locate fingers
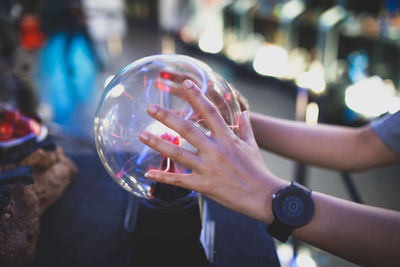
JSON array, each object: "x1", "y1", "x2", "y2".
[
  {"x1": 146, "y1": 104, "x2": 210, "y2": 149},
  {"x1": 145, "y1": 171, "x2": 202, "y2": 192},
  {"x1": 159, "y1": 70, "x2": 200, "y2": 87},
  {"x1": 156, "y1": 71, "x2": 200, "y2": 103},
  {"x1": 182, "y1": 80, "x2": 231, "y2": 137},
  {"x1": 140, "y1": 131, "x2": 200, "y2": 170},
  {"x1": 238, "y1": 111, "x2": 258, "y2": 147},
  {"x1": 156, "y1": 83, "x2": 189, "y2": 102}
]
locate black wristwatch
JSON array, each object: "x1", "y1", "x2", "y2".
[{"x1": 267, "y1": 181, "x2": 314, "y2": 242}]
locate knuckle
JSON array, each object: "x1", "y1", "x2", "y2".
[
  {"x1": 156, "y1": 108, "x2": 168, "y2": 120},
  {"x1": 203, "y1": 103, "x2": 217, "y2": 116},
  {"x1": 147, "y1": 135, "x2": 160, "y2": 147},
  {"x1": 172, "y1": 176, "x2": 184, "y2": 187},
  {"x1": 180, "y1": 121, "x2": 195, "y2": 136},
  {"x1": 213, "y1": 148, "x2": 227, "y2": 162},
  {"x1": 200, "y1": 179, "x2": 213, "y2": 194},
  {"x1": 169, "y1": 146, "x2": 184, "y2": 160},
  {"x1": 231, "y1": 135, "x2": 242, "y2": 147},
  {"x1": 190, "y1": 87, "x2": 202, "y2": 98}
]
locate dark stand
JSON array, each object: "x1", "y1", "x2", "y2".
[
  {"x1": 122, "y1": 158, "x2": 209, "y2": 266},
  {"x1": 32, "y1": 151, "x2": 280, "y2": 267},
  {"x1": 127, "y1": 197, "x2": 209, "y2": 267}
]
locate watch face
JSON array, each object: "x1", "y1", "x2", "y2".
[
  {"x1": 283, "y1": 196, "x2": 304, "y2": 217},
  {"x1": 273, "y1": 186, "x2": 314, "y2": 228}
]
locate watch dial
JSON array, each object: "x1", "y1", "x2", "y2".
[
  {"x1": 282, "y1": 196, "x2": 304, "y2": 217},
  {"x1": 273, "y1": 186, "x2": 314, "y2": 228}
]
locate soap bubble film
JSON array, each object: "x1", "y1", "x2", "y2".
[{"x1": 94, "y1": 54, "x2": 240, "y2": 203}]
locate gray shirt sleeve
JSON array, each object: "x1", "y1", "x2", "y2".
[{"x1": 370, "y1": 110, "x2": 400, "y2": 156}]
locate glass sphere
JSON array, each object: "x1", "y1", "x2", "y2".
[{"x1": 94, "y1": 54, "x2": 240, "y2": 204}]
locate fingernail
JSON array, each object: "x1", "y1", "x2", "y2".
[
  {"x1": 140, "y1": 132, "x2": 149, "y2": 141},
  {"x1": 148, "y1": 105, "x2": 158, "y2": 114},
  {"x1": 144, "y1": 172, "x2": 155, "y2": 178},
  {"x1": 183, "y1": 79, "x2": 193, "y2": 89}
]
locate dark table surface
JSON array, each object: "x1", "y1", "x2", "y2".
[{"x1": 30, "y1": 144, "x2": 280, "y2": 267}]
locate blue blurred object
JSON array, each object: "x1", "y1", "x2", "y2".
[
  {"x1": 385, "y1": 0, "x2": 400, "y2": 15},
  {"x1": 347, "y1": 50, "x2": 368, "y2": 84},
  {"x1": 36, "y1": 31, "x2": 97, "y2": 130},
  {"x1": 345, "y1": 50, "x2": 369, "y2": 122}
]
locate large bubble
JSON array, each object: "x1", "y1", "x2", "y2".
[{"x1": 94, "y1": 54, "x2": 240, "y2": 204}]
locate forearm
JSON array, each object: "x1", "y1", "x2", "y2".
[
  {"x1": 250, "y1": 112, "x2": 398, "y2": 171},
  {"x1": 140, "y1": 81, "x2": 400, "y2": 266},
  {"x1": 291, "y1": 191, "x2": 400, "y2": 266},
  {"x1": 256, "y1": 176, "x2": 400, "y2": 265}
]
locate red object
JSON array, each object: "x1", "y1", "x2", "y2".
[
  {"x1": 158, "y1": 132, "x2": 181, "y2": 159},
  {"x1": 0, "y1": 122, "x2": 14, "y2": 141},
  {"x1": 0, "y1": 106, "x2": 41, "y2": 142},
  {"x1": 159, "y1": 71, "x2": 180, "y2": 82},
  {"x1": 154, "y1": 80, "x2": 171, "y2": 92},
  {"x1": 159, "y1": 71, "x2": 173, "y2": 80},
  {"x1": 3, "y1": 110, "x2": 20, "y2": 122},
  {"x1": 20, "y1": 15, "x2": 46, "y2": 51},
  {"x1": 160, "y1": 132, "x2": 180, "y2": 146}
]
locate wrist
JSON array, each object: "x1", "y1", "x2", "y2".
[
  {"x1": 260, "y1": 175, "x2": 290, "y2": 224},
  {"x1": 266, "y1": 181, "x2": 315, "y2": 242}
]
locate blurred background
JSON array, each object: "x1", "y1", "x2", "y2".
[{"x1": 1, "y1": 0, "x2": 400, "y2": 266}]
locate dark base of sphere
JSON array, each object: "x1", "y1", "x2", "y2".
[
  {"x1": 130, "y1": 200, "x2": 209, "y2": 267},
  {"x1": 151, "y1": 182, "x2": 192, "y2": 201}
]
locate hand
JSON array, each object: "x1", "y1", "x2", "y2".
[
  {"x1": 157, "y1": 70, "x2": 245, "y2": 125},
  {"x1": 139, "y1": 80, "x2": 286, "y2": 223}
]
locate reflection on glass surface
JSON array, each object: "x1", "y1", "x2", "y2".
[{"x1": 94, "y1": 54, "x2": 241, "y2": 204}]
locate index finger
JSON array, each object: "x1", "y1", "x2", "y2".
[
  {"x1": 183, "y1": 79, "x2": 232, "y2": 137},
  {"x1": 159, "y1": 70, "x2": 201, "y2": 87}
]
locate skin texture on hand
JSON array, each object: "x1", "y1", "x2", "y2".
[
  {"x1": 139, "y1": 79, "x2": 286, "y2": 223},
  {"x1": 156, "y1": 70, "x2": 243, "y2": 132},
  {"x1": 139, "y1": 79, "x2": 400, "y2": 266}
]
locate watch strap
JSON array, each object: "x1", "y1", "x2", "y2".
[{"x1": 267, "y1": 218, "x2": 293, "y2": 242}]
